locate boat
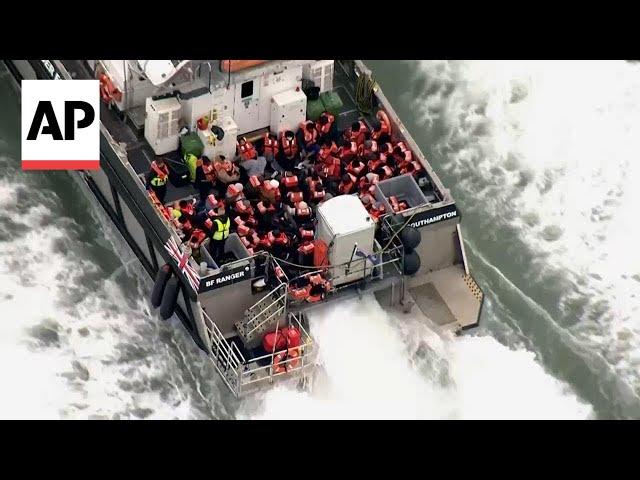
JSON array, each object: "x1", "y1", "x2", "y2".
[{"x1": 5, "y1": 59, "x2": 484, "y2": 397}]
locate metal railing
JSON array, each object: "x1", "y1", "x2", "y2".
[
  {"x1": 202, "y1": 308, "x2": 315, "y2": 398},
  {"x1": 244, "y1": 282, "x2": 288, "y2": 337},
  {"x1": 236, "y1": 311, "x2": 316, "y2": 397}
]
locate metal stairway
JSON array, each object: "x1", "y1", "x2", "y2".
[{"x1": 234, "y1": 283, "x2": 288, "y2": 349}]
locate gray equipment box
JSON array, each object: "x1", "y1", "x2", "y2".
[{"x1": 375, "y1": 174, "x2": 428, "y2": 214}]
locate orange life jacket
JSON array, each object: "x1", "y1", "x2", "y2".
[
  {"x1": 299, "y1": 228, "x2": 314, "y2": 240},
  {"x1": 295, "y1": 205, "x2": 312, "y2": 218},
  {"x1": 280, "y1": 133, "x2": 299, "y2": 157},
  {"x1": 339, "y1": 142, "x2": 358, "y2": 162},
  {"x1": 263, "y1": 133, "x2": 279, "y2": 156},
  {"x1": 372, "y1": 110, "x2": 392, "y2": 141},
  {"x1": 339, "y1": 179, "x2": 356, "y2": 195},
  {"x1": 150, "y1": 161, "x2": 169, "y2": 181},
  {"x1": 297, "y1": 241, "x2": 315, "y2": 256},
  {"x1": 347, "y1": 161, "x2": 365, "y2": 177},
  {"x1": 316, "y1": 112, "x2": 335, "y2": 136},
  {"x1": 319, "y1": 141, "x2": 338, "y2": 161},
  {"x1": 282, "y1": 175, "x2": 299, "y2": 189},
  {"x1": 300, "y1": 121, "x2": 318, "y2": 147},
  {"x1": 237, "y1": 138, "x2": 257, "y2": 161},
  {"x1": 289, "y1": 285, "x2": 311, "y2": 301},
  {"x1": 347, "y1": 120, "x2": 369, "y2": 145},
  {"x1": 257, "y1": 201, "x2": 276, "y2": 215}
]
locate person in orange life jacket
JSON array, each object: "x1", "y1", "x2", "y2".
[
  {"x1": 361, "y1": 138, "x2": 379, "y2": 158},
  {"x1": 319, "y1": 138, "x2": 338, "y2": 162},
  {"x1": 338, "y1": 173, "x2": 357, "y2": 195},
  {"x1": 280, "y1": 131, "x2": 298, "y2": 157},
  {"x1": 256, "y1": 198, "x2": 277, "y2": 229},
  {"x1": 316, "y1": 112, "x2": 335, "y2": 141},
  {"x1": 269, "y1": 228, "x2": 291, "y2": 258},
  {"x1": 214, "y1": 155, "x2": 241, "y2": 193},
  {"x1": 260, "y1": 179, "x2": 282, "y2": 205},
  {"x1": 297, "y1": 121, "x2": 320, "y2": 155},
  {"x1": 277, "y1": 131, "x2": 299, "y2": 172},
  {"x1": 400, "y1": 160, "x2": 416, "y2": 176},
  {"x1": 177, "y1": 199, "x2": 196, "y2": 221},
  {"x1": 195, "y1": 156, "x2": 216, "y2": 202},
  {"x1": 146, "y1": 156, "x2": 170, "y2": 203},
  {"x1": 237, "y1": 137, "x2": 257, "y2": 161},
  {"x1": 208, "y1": 205, "x2": 230, "y2": 263},
  {"x1": 263, "y1": 132, "x2": 279, "y2": 169},
  {"x1": 238, "y1": 155, "x2": 266, "y2": 186},
  {"x1": 371, "y1": 114, "x2": 392, "y2": 143},
  {"x1": 338, "y1": 139, "x2": 358, "y2": 163},
  {"x1": 392, "y1": 146, "x2": 408, "y2": 165},
  {"x1": 346, "y1": 157, "x2": 366, "y2": 178},
  {"x1": 344, "y1": 120, "x2": 369, "y2": 146}
]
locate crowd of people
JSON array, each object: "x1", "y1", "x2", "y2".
[{"x1": 146, "y1": 109, "x2": 426, "y2": 292}]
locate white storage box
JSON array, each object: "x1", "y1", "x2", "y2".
[
  {"x1": 316, "y1": 195, "x2": 376, "y2": 287},
  {"x1": 144, "y1": 97, "x2": 181, "y2": 155},
  {"x1": 198, "y1": 116, "x2": 238, "y2": 160},
  {"x1": 303, "y1": 60, "x2": 334, "y2": 93},
  {"x1": 270, "y1": 88, "x2": 307, "y2": 135}
]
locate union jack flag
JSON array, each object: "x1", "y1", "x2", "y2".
[{"x1": 164, "y1": 237, "x2": 201, "y2": 293}]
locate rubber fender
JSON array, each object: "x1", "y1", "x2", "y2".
[
  {"x1": 151, "y1": 264, "x2": 172, "y2": 308},
  {"x1": 403, "y1": 250, "x2": 421, "y2": 276},
  {"x1": 160, "y1": 277, "x2": 180, "y2": 320},
  {"x1": 400, "y1": 226, "x2": 421, "y2": 250}
]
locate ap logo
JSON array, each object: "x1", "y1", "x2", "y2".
[{"x1": 21, "y1": 79, "x2": 99, "y2": 170}]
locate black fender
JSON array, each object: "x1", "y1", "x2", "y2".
[
  {"x1": 403, "y1": 250, "x2": 421, "y2": 276},
  {"x1": 151, "y1": 264, "x2": 172, "y2": 308},
  {"x1": 400, "y1": 226, "x2": 421, "y2": 250},
  {"x1": 160, "y1": 277, "x2": 181, "y2": 320}
]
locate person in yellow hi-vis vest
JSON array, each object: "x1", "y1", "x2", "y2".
[{"x1": 209, "y1": 205, "x2": 230, "y2": 263}]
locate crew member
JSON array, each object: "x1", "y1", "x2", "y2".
[
  {"x1": 209, "y1": 206, "x2": 230, "y2": 262},
  {"x1": 146, "y1": 156, "x2": 170, "y2": 203}
]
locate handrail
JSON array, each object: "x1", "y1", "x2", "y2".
[
  {"x1": 202, "y1": 304, "x2": 315, "y2": 397},
  {"x1": 246, "y1": 295, "x2": 287, "y2": 336},
  {"x1": 202, "y1": 309, "x2": 243, "y2": 368},
  {"x1": 246, "y1": 281, "x2": 286, "y2": 315}
]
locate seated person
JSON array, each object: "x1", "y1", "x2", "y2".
[
  {"x1": 194, "y1": 156, "x2": 216, "y2": 202},
  {"x1": 238, "y1": 154, "x2": 267, "y2": 184},
  {"x1": 214, "y1": 155, "x2": 241, "y2": 192},
  {"x1": 344, "y1": 120, "x2": 369, "y2": 146},
  {"x1": 315, "y1": 111, "x2": 335, "y2": 140},
  {"x1": 298, "y1": 120, "x2": 320, "y2": 156},
  {"x1": 237, "y1": 136, "x2": 257, "y2": 161}
]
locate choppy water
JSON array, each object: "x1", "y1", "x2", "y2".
[{"x1": 2, "y1": 61, "x2": 638, "y2": 419}]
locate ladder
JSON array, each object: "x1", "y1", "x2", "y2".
[{"x1": 235, "y1": 282, "x2": 288, "y2": 349}]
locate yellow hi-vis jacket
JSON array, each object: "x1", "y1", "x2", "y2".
[{"x1": 212, "y1": 217, "x2": 230, "y2": 241}]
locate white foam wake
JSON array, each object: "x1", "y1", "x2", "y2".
[
  {"x1": 409, "y1": 60, "x2": 640, "y2": 393},
  {"x1": 239, "y1": 296, "x2": 592, "y2": 419},
  {"x1": 0, "y1": 177, "x2": 225, "y2": 419}
]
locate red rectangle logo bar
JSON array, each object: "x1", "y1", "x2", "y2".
[{"x1": 22, "y1": 160, "x2": 100, "y2": 170}]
